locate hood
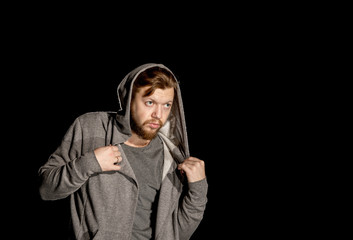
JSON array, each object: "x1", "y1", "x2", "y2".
[{"x1": 115, "y1": 63, "x2": 189, "y2": 163}]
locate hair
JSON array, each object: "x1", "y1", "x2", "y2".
[{"x1": 132, "y1": 66, "x2": 178, "y2": 99}]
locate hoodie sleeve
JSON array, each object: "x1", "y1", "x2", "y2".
[
  {"x1": 178, "y1": 178, "x2": 208, "y2": 239},
  {"x1": 38, "y1": 117, "x2": 102, "y2": 200}
]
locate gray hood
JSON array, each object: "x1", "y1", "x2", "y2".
[{"x1": 115, "y1": 63, "x2": 190, "y2": 163}]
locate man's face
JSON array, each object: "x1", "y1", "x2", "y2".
[{"x1": 130, "y1": 86, "x2": 174, "y2": 140}]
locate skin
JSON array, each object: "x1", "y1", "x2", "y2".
[
  {"x1": 94, "y1": 86, "x2": 206, "y2": 182},
  {"x1": 127, "y1": 86, "x2": 175, "y2": 147}
]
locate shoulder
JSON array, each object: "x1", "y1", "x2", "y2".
[
  {"x1": 77, "y1": 111, "x2": 115, "y2": 121},
  {"x1": 75, "y1": 111, "x2": 117, "y2": 127},
  {"x1": 62, "y1": 111, "x2": 118, "y2": 141}
]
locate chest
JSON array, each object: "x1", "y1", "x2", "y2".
[{"x1": 121, "y1": 137, "x2": 164, "y2": 190}]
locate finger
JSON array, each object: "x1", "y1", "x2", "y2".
[
  {"x1": 179, "y1": 160, "x2": 204, "y2": 171},
  {"x1": 177, "y1": 163, "x2": 183, "y2": 170},
  {"x1": 111, "y1": 164, "x2": 121, "y2": 171},
  {"x1": 111, "y1": 146, "x2": 120, "y2": 152},
  {"x1": 114, "y1": 158, "x2": 122, "y2": 165},
  {"x1": 180, "y1": 161, "x2": 197, "y2": 167},
  {"x1": 184, "y1": 157, "x2": 201, "y2": 162},
  {"x1": 178, "y1": 163, "x2": 191, "y2": 171}
]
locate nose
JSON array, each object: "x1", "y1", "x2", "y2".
[{"x1": 152, "y1": 105, "x2": 162, "y2": 119}]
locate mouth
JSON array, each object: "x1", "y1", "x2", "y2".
[
  {"x1": 144, "y1": 120, "x2": 162, "y2": 130},
  {"x1": 148, "y1": 123, "x2": 160, "y2": 129}
]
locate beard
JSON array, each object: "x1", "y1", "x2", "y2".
[{"x1": 130, "y1": 116, "x2": 163, "y2": 140}]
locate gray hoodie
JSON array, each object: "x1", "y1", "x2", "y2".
[{"x1": 38, "y1": 63, "x2": 208, "y2": 240}]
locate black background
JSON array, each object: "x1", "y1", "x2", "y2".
[{"x1": 4, "y1": 7, "x2": 312, "y2": 239}]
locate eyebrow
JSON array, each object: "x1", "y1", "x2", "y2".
[{"x1": 143, "y1": 96, "x2": 173, "y2": 105}]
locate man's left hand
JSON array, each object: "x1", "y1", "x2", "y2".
[{"x1": 178, "y1": 157, "x2": 206, "y2": 183}]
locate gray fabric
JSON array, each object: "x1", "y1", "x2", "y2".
[
  {"x1": 121, "y1": 136, "x2": 164, "y2": 239},
  {"x1": 38, "y1": 63, "x2": 208, "y2": 240}
]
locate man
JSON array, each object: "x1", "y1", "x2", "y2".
[{"x1": 38, "y1": 63, "x2": 208, "y2": 240}]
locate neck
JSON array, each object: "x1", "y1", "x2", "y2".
[{"x1": 124, "y1": 132, "x2": 151, "y2": 148}]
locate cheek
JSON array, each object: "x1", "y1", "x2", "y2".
[{"x1": 133, "y1": 103, "x2": 152, "y2": 122}]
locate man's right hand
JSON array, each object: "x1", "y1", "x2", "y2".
[{"x1": 94, "y1": 145, "x2": 122, "y2": 171}]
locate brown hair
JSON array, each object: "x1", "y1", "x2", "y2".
[{"x1": 132, "y1": 66, "x2": 178, "y2": 99}]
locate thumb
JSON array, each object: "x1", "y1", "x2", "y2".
[{"x1": 177, "y1": 164, "x2": 182, "y2": 170}]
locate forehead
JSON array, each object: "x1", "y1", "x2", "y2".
[{"x1": 137, "y1": 86, "x2": 174, "y2": 101}]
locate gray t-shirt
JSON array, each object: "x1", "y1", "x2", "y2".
[{"x1": 121, "y1": 136, "x2": 164, "y2": 240}]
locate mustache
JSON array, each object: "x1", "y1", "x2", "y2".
[{"x1": 143, "y1": 119, "x2": 163, "y2": 126}]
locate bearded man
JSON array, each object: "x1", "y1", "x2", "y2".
[{"x1": 38, "y1": 63, "x2": 208, "y2": 240}]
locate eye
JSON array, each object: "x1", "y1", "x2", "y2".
[
  {"x1": 164, "y1": 103, "x2": 172, "y2": 108},
  {"x1": 145, "y1": 101, "x2": 153, "y2": 107}
]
